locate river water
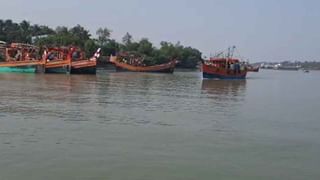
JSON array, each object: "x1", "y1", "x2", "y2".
[{"x1": 0, "y1": 70, "x2": 319, "y2": 180}]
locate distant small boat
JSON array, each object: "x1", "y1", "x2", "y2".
[
  {"x1": 110, "y1": 55, "x2": 176, "y2": 73},
  {"x1": 247, "y1": 65, "x2": 260, "y2": 72},
  {"x1": 303, "y1": 69, "x2": 310, "y2": 73},
  {"x1": 0, "y1": 43, "x2": 44, "y2": 73},
  {"x1": 274, "y1": 64, "x2": 301, "y2": 71}
]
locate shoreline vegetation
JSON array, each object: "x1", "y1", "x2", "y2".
[
  {"x1": 0, "y1": 19, "x2": 202, "y2": 69},
  {"x1": 1, "y1": 19, "x2": 320, "y2": 70}
]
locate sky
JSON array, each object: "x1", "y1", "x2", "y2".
[{"x1": 1, "y1": 0, "x2": 320, "y2": 62}]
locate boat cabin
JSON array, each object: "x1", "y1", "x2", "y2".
[
  {"x1": 1, "y1": 43, "x2": 40, "y2": 62},
  {"x1": 44, "y1": 47, "x2": 86, "y2": 61},
  {"x1": 202, "y1": 57, "x2": 247, "y2": 78},
  {"x1": 44, "y1": 47, "x2": 70, "y2": 61},
  {"x1": 205, "y1": 58, "x2": 244, "y2": 70}
]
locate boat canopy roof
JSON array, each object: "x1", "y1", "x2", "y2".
[
  {"x1": 208, "y1": 58, "x2": 240, "y2": 63},
  {"x1": 10, "y1": 43, "x2": 39, "y2": 50},
  {"x1": 46, "y1": 46, "x2": 83, "y2": 52}
]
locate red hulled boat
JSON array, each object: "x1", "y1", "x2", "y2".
[
  {"x1": 202, "y1": 58, "x2": 247, "y2": 79},
  {"x1": 202, "y1": 46, "x2": 248, "y2": 79}
]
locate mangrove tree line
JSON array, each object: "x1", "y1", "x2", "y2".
[{"x1": 0, "y1": 19, "x2": 202, "y2": 68}]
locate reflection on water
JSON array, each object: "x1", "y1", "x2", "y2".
[
  {"x1": 201, "y1": 79, "x2": 246, "y2": 96},
  {"x1": 201, "y1": 79, "x2": 247, "y2": 114}
]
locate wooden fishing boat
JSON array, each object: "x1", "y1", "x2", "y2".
[
  {"x1": 44, "y1": 47, "x2": 71, "y2": 73},
  {"x1": 71, "y1": 59, "x2": 96, "y2": 74},
  {"x1": 202, "y1": 46, "x2": 250, "y2": 79},
  {"x1": 0, "y1": 43, "x2": 44, "y2": 73},
  {"x1": 110, "y1": 55, "x2": 176, "y2": 73},
  {"x1": 44, "y1": 47, "x2": 100, "y2": 74},
  {"x1": 70, "y1": 48, "x2": 100, "y2": 74},
  {"x1": 202, "y1": 58, "x2": 247, "y2": 79}
]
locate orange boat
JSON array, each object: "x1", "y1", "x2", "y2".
[
  {"x1": 44, "y1": 47, "x2": 71, "y2": 73},
  {"x1": 202, "y1": 58, "x2": 247, "y2": 79},
  {"x1": 44, "y1": 47, "x2": 100, "y2": 74},
  {"x1": 110, "y1": 55, "x2": 176, "y2": 73},
  {"x1": 70, "y1": 48, "x2": 100, "y2": 74},
  {"x1": 0, "y1": 43, "x2": 44, "y2": 73}
]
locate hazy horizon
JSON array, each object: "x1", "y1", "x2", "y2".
[{"x1": 1, "y1": 0, "x2": 320, "y2": 62}]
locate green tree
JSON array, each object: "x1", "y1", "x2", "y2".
[
  {"x1": 137, "y1": 38, "x2": 154, "y2": 56},
  {"x1": 30, "y1": 24, "x2": 54, "y2": 36},
  {"x1": 55, "y1": 26, "x2": 69, "y2": 35},
  {"x1": 178, "y1": 47, "x2": 202, "y2": 68},
  {"x1": 122, "y1": 32, "x2": 133, "y2": 46},
  {"x1": 19, "y1": 20, "x2": 32, "y2": 43},
  {"x1": 102, "y1": 39, "x2": 120, "y2": 56},
  {"x1": 96, "y1": 27, "x2": 111, "y2": 46},
  {"x1": 159, "y1": 41, "x2": 180, "y2": 60},
  {"x1": 84, "y1": 39, "x2": 99, "y2": 58},
  {"x1": 69, "y1": 24, "x2": 91, "y2": 42}
]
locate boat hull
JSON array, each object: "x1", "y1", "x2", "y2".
[
  {"x1": 110, "y1": 56, "x2": 176, "y2": 73},
  {"x1": 71, "y1": 66, "x2": 96, "y2": 74},
  {"x1": 0, "y1": 66, "x2": 37, "y2": 73},
  {"x1": 203, "y1": 72, "x2": 246, "y2": 79},
  {"x1": 45, "y1": 67, "x2": 69, "y2": 74},
  {"x1": 202, "y1": 63, "x2": 247, "y2": 80},
  {"x1": 45, "y1": 60, "x2": 70, "y2": 74},
  {"x1": 0, "y1": 61, "x2": 45, "y2": 73},
  {"x1": 71, "y1": 60, "x2": 96, "y2": 74}
]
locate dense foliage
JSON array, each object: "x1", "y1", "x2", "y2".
[{"x1": 0, "y1": 19, "x2": 202, "y2": 68}]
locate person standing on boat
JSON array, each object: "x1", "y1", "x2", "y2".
[
  {"x1": 230, "y1": 63, "x2": 235, "y2": 74},
  {"x1": 15, "y1": 48, "x2": 22, "y2": 61},
  {"x1": 240, "y1": 62, "x2": 245, "y2": 72},
  {"x1": 235, "y1": 62, "x2": 240, "y2": 73}
]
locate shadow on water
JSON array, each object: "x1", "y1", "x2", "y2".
[{"x1": 200, "y1": 79, "x2": 247, "y2": 115}]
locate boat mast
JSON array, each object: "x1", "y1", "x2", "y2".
[
  {"x1": 227, "y1": 45, "x2": 236, "y2": 58},
  {"x1": 225, "y1": 46, "x2": 236, "y2": 69}
]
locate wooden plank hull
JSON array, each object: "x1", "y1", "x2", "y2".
[
  {"x1": 110, "y1": 56, "x2": 176, "y2": 73},
  {"x1": 45, "y1": 60, "x2": 70, "y2": 74},
  {"x1": 71, "y1": 66, "x2": 96, "y2": 74},
  {"x1": 71, "y1": 60, "x2": 96, "y2": 74},
  {"x1": 0, "y1": 66, "x2": 37, "y2": 73},
  {"x1": 0, "y1": 61, "x2": 44, "y2": 73},
  {"x1": 45, "y1": 67, "x2": 69, "y2": 73}
]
